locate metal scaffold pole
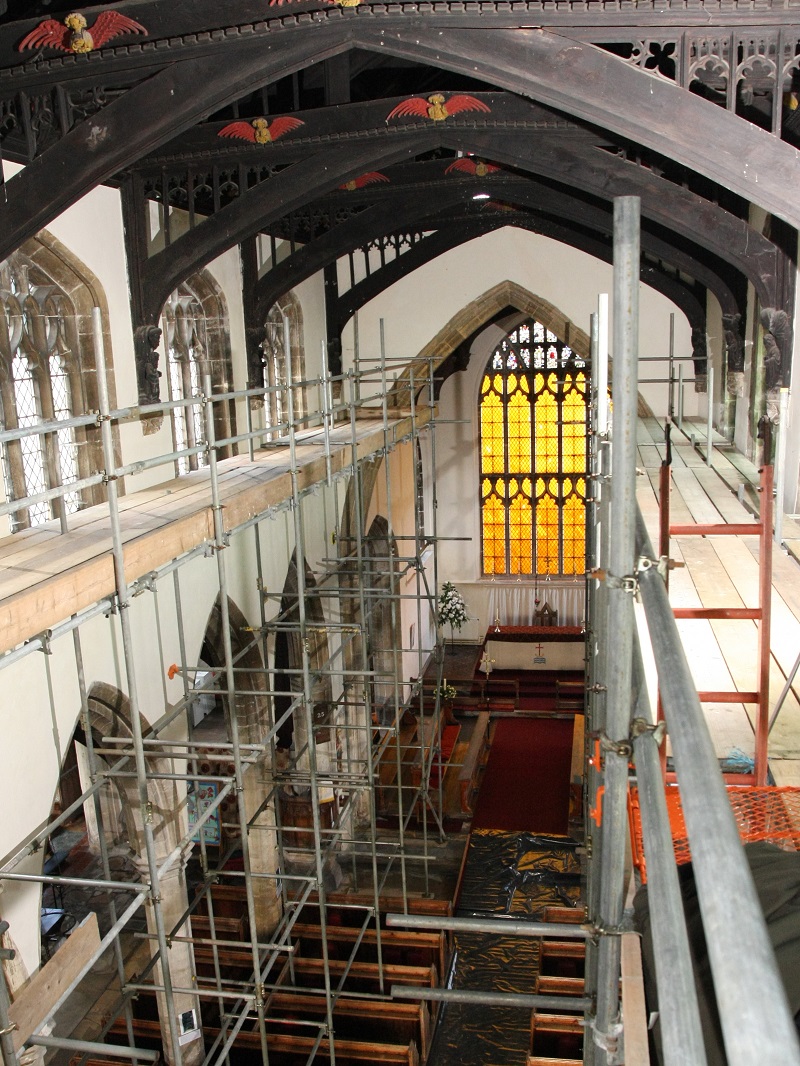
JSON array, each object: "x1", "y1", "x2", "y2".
[
  {"x1": 591, "y1": 197, "x2": 640, "y2": 1065},
  {"x1": 91, "y1": 307, "x2": 185, "y2": 1066}
]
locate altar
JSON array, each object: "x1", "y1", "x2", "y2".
[{"x1": 483, "y1": 626, "x2": 585, "y2": 672}]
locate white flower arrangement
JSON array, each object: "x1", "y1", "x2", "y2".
[{"x1": 438, "y1": 581, "x2": 468, "y2": 631}]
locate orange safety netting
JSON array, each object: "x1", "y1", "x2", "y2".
[{"x1": 628, "y1": 785, "x2": 800, "y2": 883}]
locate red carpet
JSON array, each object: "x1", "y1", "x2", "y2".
[{"x1": 471, "y1": 718, "x2": 574, "y2": 834}]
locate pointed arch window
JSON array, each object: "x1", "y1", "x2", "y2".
[
  {"x1": 0, "y1": 258, "x2": 83, "y2": 529},
  {"x1": 259, "y1": 295, "x2": 306, "y2": 439},
  {"x1": 479, "y1": 320, "x2": 588, "y2": 576},
  {"x1": 162, "y1": 275, "x2": 236, "y2": 476}
]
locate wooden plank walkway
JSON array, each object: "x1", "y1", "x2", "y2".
[{"x1": 0, "y1": 412, "x2": 424, "y2": 655}]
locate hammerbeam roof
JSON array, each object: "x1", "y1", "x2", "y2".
[{"x1": 0, "y1": 0, "x2": 797, "y2": 341}]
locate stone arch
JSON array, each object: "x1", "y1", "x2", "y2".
[
  {"x1": 274, "y1": 552, "x2": 333, "y2": 752},
  {"x1": 421, "y1": 281, "x2": 590, "y2": 369},
  {"x1": 196, "y1": 596, "x2": 281, "y2": 933},
  {"x1": 399, "y1": 281, "x2": 653, "y2": 416},
  {"x1": 255, "y1": 289, "x2": 307, "y2": 430},
  {"x1": 199, "y1": 594, "x2": 269, "y2": 746},
  {"x1": 81, "y1": 683, "x2": 203, "y2": 1066},
  {"x1": 364, "y1": 515, "x2": 399, "y2": 723},
  {"x1": 83, "y1": 682, "x2": 181, "y2": 862}
]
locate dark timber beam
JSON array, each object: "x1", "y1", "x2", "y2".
[
  {"x1": 134, "y1": 129, "x2": 772, "y2": 332},
  {"x1": 140, "y1": 136, "x2": 423, "y2": 324},
  {"x1": 452, "y1": 131, "x2": 782, "y2": 310},
  {"x1": 2, "y1": 18, "x2": 800, "y2": 264},
  {"x1": 334, "y1": 216, "x2": 707, "y2": 342},
  {"x1": 352, "y1": 24, "x2": 800, "y2": 227},
  {"x1": 252, "y1": 186, "x2": 477, "y2": 325},
  {"x1": 251, "y1": 177, "x2": 742, "y2": 336},
  {"x1": 0, "y1": 24, "x2": 357, "y2": 262}
]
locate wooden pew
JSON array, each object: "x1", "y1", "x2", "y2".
[
  {"x1": 540, "y1": 940, "x2": 585, "y2": 980},
  {"x1": 190, "y1": 913, "x2": 247, "y2": 940},
  {"x1": 264, "y1": 992, "x2": 430, "y2": 1060},
  {"x1": 109, "y1": 1018, "x2": 420, "y2": 1066},
  {"x1": 458, "y1": 711, "x2": 490, "y2": 812},
  {"x1": 192, "y1": 943, "x2": 441, "y2": 991},
  {"x1": 206, "y1": 1028, "x2": 419, "y2": 1065},
  {"x1": 528, "y1": 1011, "x2": 584, "y2": 1066},
  {"x1": 542, "y1": 906, "x2": 585, "y2": 925},
  {"x1": 195, "y1": 882, "x2": 454, "y2": 925},
  {"x1": 289, "y1": 923, "x2": 446, "y2": 976},
  {"x1": 289, "y1": 957, "x2": 438, "y2": 995},
  {"x1": 375, "y1": 712, "x2": 419, "y2": 811},
  {"x1": 555, "y1": 679, "x2": 585, "y2": 713}
]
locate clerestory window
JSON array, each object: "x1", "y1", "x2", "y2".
[
  {"x1": 162, "y1": 274, "x2": 236, "y2": 476},
  {"x1": 479, "y1": 319, "x2": 588, "y2": 576},
  {"x1": 0, "y1": 256, "x2": 82, "y2": 529}
]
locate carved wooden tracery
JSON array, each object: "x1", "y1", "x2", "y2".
[{"x1": 0, "y1": 5, "x2": 797, "y2": 396}]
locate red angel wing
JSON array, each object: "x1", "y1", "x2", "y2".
[
  {"x1": 386, "y1": 99, "x2": 431, "y2": 121},
  {"x1": 443, "y1": 95, "x2": 492, "y2": 116},
  {"x1": 18, "y1": 19, "x2": 70, "y2": 52},
  {"x1": 268, "y1": 117, "x2": 305, "y2": 140},
  {"x1": 89, "y1": 12, "x2": 148, "y2": 48},
  {"x1": 218, "y1": 122, "x2": 258, "y2": 142},
  {"x1": 356, "y1": 172, "x2": 389, "y2": 186},
  {"x1": 445, "y1": 159, "x2": 476, "y2": 175},
  {"x1": 340, "y1": 172, "x2": 390, "y2": 190},
  {"x1": 445, "y1": 159, "x2": 500, "y2": 175}
]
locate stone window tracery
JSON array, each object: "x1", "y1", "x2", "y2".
[
  {"x1": 480, "y1": 319, "x2": 587, "y2": 576},
  {"x1": 0, "y1": 253, "x2": 87, "y2": 529},
  {"x1": 161, "y1": 274, "x2": 236, "y2": 475},
  {"x1": 258, "y1": 294, "x2": 305, "y2": 438}
]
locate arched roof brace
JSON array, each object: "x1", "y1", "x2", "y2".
[{"x1": 1, "y1": 20, "x2": 800, "y2": 268}]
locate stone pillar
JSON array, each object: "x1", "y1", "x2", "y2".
[
  {"x1": 132, "y1": 855, "x2": 203, "y2": 1066},
  {"x1": 242, "y1": 756, "x2": 282, "y2": 936}
]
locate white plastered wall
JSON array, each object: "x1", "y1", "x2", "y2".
[
  {"x1": 0, "y1": 176, "x2": 339, "y2": 971},
  {"x1": 344, "y1": 227, "x2": 694, "y2": 635}
]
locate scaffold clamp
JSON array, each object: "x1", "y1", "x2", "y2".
[{"x1": 630, "y1": 717, "x2": 667, "y2": 746}]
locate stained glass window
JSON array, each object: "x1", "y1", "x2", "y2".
[
  {"x1": 162, "y1": 276, "x2": 236, "y2": 476},
  {"x1": 260, "y1": 297, "x2": 306, "y2": 439},
  {"x1": 479, "y1": 319, "x2": 587, "y2": 576},
  {"x1": 0, "y1": 260, "x2": 83, "y2": 530}
]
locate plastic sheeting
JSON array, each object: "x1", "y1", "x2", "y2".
[{"x1": 430, "y1": 829, "x2": 584, "y2": 1065}]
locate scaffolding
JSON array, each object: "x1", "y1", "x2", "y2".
[
  {"x1": 0, "y1": 311, "x2": 460, "y2": 1066},
  {"x1": 2, "y1": 199, "x2": 800, "y2": 1066}
]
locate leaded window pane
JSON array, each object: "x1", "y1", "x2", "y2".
[{"x1": 478, "y1": 317, "x2": 588, "y2": 576}]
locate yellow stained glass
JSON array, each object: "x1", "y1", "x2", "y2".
[
  {"x1": 480, "y1": 322, "x2": 589, "y2": 578},
  {"x1": 535, "y1": 491, "x2": 559, "y2": 574},
  {"x1": 507, "y1": 386, "x2": 531, "y2": 474},
  {"x1": 480, "y1": 386, "x2": 504, "y2": 475},
  {"x1": 508, "y1": 492, "x2": 533, "y2": 575},
  {"x1": 534, "y1": 387, "x2": 558, "y2": 473},
  {"x1": 562, "y1": 492, "x2": 586, "y2": 575},
  {"x1": 482, "y1": 492, "x2": 506, "y2": 574},
  {"x1": 562, "y1": 380, "x2": 586, "y2": 475}
]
